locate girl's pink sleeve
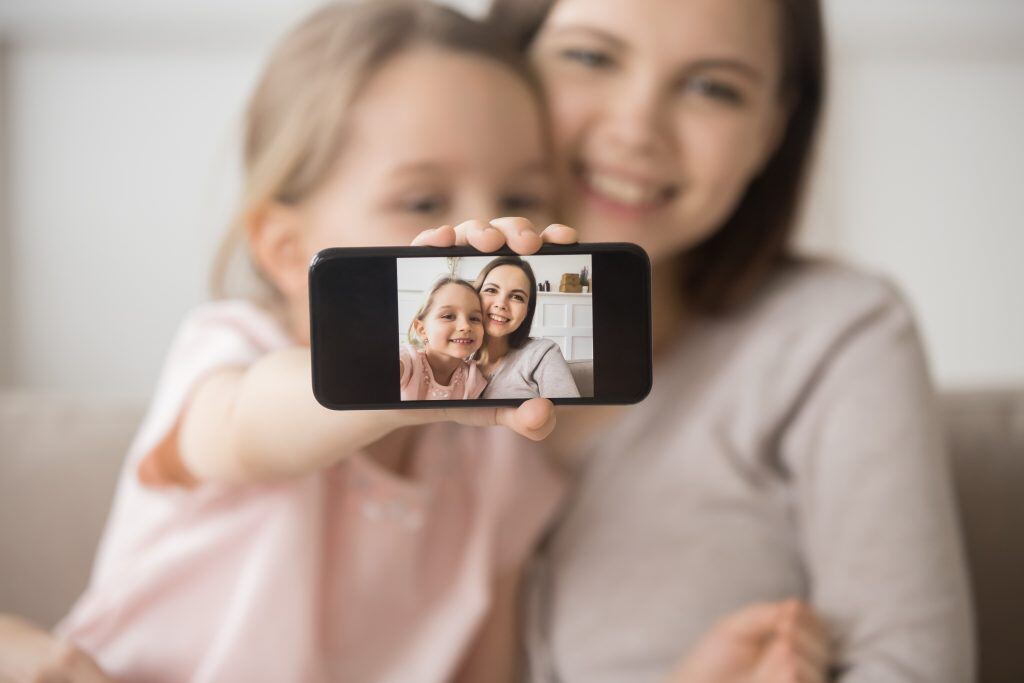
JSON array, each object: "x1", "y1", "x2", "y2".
[{"x1": 131, "y1": 301, "x2": 292, "y2": 487}]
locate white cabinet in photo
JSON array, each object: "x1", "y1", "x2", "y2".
[{"x1": 530, "y1": 292, "x2": 593, "y2": 361}]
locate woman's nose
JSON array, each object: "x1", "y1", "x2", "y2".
[{"x1": 601, "y1": 75, "x2": 673, "y2": 158}]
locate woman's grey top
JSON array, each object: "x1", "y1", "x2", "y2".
[
  {"x1": 480, "y1": 338, "x2": 580, "y2": 400},
  {"x1": 524, "y1": 261, "x2": 973, "y2": 683}
]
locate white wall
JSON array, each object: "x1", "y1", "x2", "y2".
[
  {"x1": 0, "y1": 0, "x2": 1021, "y2": 397},
  {"x1": 396, "y1": 254, "x2": 591, "y2": 291}
]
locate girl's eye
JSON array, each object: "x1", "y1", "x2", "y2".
[
  {"x1": 502, "y1": 194, "x2": 546, "y2": 213},
  {"x1": 684, "y1": 76, "x2": 744, "y2": 105},
  {"x1": 403, "y1": 196, "x2": 446, "y2": 214},
  {"x1": 512, "y1": 294, "x2": 525, "y2": 303},
  {"x1": 561, "y1": 47, "x2": 614, "y2": 70}
]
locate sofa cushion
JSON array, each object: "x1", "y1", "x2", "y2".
[
  {"x1": 0, "y1": 392, "x2": 143, "y2": 627},
  {"x1": 941, "y1": 389, "x2": 1024, "y2": 682}
]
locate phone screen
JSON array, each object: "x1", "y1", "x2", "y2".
[{"x1": 309, "y1": 243, "x2": 651, "y2": 409}]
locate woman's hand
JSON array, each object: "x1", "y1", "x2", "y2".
[
  {"x1": 408, "y1": 217, "x2": 578, "y2": 441},
  {"x1": 0, "y1": 614, "x2": 111, "y2": 683},
  {"x1": 667, "y1": 600, "x2": 831, "y2": 683}
]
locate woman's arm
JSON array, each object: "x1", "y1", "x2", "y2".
[{"x1": 780, "y1": 288, "x2": 974, "y2": 682}]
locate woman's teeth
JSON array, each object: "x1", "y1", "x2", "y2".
[
  {"x1": 587, "y1": 170, "x2": 672, "y2": 207},
  {"x1": 489, "y1": 314, "x2": 510, "y2": 323}
]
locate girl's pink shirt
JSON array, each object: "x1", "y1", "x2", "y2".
[
  {"x1": 399, "y1": 344, "x2": 487, "y2": 401},
  {"x1": 56, "y1": 300, "x2": 564, "y2": 683}
]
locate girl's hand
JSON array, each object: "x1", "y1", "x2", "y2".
[
  {"x1": 0, "y1": 614, "x2": 112, "y2": 683},
  {"x1": 409, "y1": 217, "x2": 578, "y2": 442},
  {"x1": 412, "y1": 217, "x2": 577, "y2": 254},
  {"x1": 668, "y1": 600, "x2": 831, "y2": 683}
]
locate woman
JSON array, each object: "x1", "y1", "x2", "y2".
[
  {"x1": 482, "y1": 0, "x2": 974, "y2": 682},
  {"x1": 473, "y1": 255, "x2": 581, "y2": 399}
]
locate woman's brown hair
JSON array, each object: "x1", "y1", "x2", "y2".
[{"x1": 488, "y1": 0, "x2": 827, "y2": 316}]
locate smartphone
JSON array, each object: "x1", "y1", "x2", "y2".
[{"x1": 309, "y1": 243, "x2": 652, "y2": 409}]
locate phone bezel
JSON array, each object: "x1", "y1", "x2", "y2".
[{"x1": 309, "y1": 242, "x2": 652, "y2": 410}]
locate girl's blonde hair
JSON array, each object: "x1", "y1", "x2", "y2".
[
  {"x1": 211, "y1": 0, "x2": 545, "y2": 315},
  {"x1": 408, "y1": 277, "x2": 482, "y2": 348}
]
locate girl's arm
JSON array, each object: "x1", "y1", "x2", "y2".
[
  {"x1": 150, "y1": 347, "x2": 556, "y2": 486},
  {"x1": 174, "y1": 347, "x2": 411, "y2": 483}
]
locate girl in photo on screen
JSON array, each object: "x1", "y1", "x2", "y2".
[{"x1": 400, "y1": 277, "x2": 489, "y2": 401}]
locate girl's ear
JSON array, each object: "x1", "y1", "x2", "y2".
[
  {"x1": 246, "y1": 202, "x2": 307, "y2": 298},
  {"x1": 412, "y1": 319, "x2": 428, "y2": 345}
]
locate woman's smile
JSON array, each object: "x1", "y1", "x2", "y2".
[{"x1": 575, "y1": 161, "x2": 679, "y2": 213}]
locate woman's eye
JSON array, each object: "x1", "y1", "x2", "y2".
[
  {"x1": 512, "y1": 294, "x2": 525, "y2": 303},
  {"x1": 561, "y1": 47, "x2": 613, "y2": 70},
  {"x1": 684, "y1": 77, "x2": 744, "y2": 105}
]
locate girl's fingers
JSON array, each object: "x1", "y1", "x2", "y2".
[
  {"x1": 539, "y1": 222, "x2": 579, "y2": 245},
  {"x1": 411, "y1": 225, "x2": 456, "y2": 247},
  {"x1": 440, "y1": 398, "x2": 556, "y2": 441},
  {"x1": 451, "y1": 219, "x2": 505, "y2": 252},
  {"x1": 488, "y1": 217, "x2": 544, "y2": 255},
  {"x1": 415, "y1": 218, "x2": 575, "y2": 254}
]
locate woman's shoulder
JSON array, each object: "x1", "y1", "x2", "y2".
[
  {"x1": 678, "y1": 259, "x2": 925, "y2": 389},
  {"x1": 748, "y1": 258, "x2": 915, "y2": 334},
  {"x1": 515, "y1": 337, "x2": 566, "y2": 364}
]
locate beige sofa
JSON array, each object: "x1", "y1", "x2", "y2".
[{"x1": 1, "y1": 388, "x2": 1021, "y2": 681}]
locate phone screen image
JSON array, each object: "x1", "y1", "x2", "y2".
[
  {"x1": 309, "y1": 244, "x2": 651, "y2": 410},
  {"x1": 397, "y1": 253, "x2": 595, "y2": 400}
]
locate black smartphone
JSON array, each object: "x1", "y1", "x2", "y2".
[{"x1": 309, "y1": 243, "x2": 652, "y2": 409}]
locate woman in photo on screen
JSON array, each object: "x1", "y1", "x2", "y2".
[{"x1": 472, "y1": 255, "x2": 581, "y2": 399}]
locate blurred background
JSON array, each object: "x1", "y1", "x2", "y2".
[{"x1": 0, "y1": 0, "x2": 1021, "y2": 398}]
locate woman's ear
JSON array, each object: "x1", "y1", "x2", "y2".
[{"x1": 246, "y1": 202, "x2": 307, "y2": 298}]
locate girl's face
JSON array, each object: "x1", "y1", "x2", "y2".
[
  {"x1": 298, "y1": 47, "x2": 554, "y2": 256},
  {"x1": 478, "y1": 265, "x2": 532, "y2": 339},
  {"x1": 530, "y1": 0, "x2": 788, "y2": 264},
  {"x1": 415, "y1": 284, "x2": 485, "y2": 359}
]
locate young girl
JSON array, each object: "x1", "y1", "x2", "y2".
[
  {"x1": 401, "y1": 278, "x2": 488, "y2": 401},
  {"x1": 0, "y1": 1, "x2": 830, "y2": 681},
  {"x1": 36, "y1": 2, "x2": 566, "y2": 682}
]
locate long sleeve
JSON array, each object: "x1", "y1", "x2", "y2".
[{"x1": 780, "y1": 287, "x2": 975, "y2": 682}]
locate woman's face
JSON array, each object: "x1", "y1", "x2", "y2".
[
  {"x1": 479, "y1": 265, "x2": 532, "y2": 339},
  {"x1": 531, "y1": 0, "x2": 789, "y2": 264}
]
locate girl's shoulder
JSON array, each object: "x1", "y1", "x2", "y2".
[{"x1": 169, "y1": 299, "x2": 294, "y2": 361}]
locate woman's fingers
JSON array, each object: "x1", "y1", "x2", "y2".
[
  {"x1": 411, "y1": 224, "x2": 456, "y2": 247},
  {"x1": 539, "y1": 222, "x2": 579, "y2": 245}
]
